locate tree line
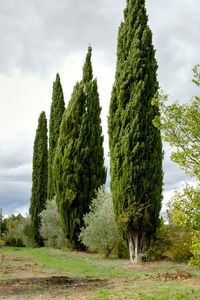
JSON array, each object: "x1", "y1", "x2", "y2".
[{"x1": 29, "y1": 0, "x2": 163, "y2": 263}]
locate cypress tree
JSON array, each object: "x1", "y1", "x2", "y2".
[
  {"x1": 30, "y1": 111, "x2": 48, "y2": 246},
  {"x1": 54, "y1": 47, "x2": 106, "y2": 248},
  {"x1": 108, "y1": 0, "x2": 163, "y2": 262},
  {"x1": 47, "y1": 73, "x2": 65, "y2": 200}
]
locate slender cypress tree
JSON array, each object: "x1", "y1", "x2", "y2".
[
  {"x1": 30, "y1": 111, "x2": 48, "y2": 246},
  {"x1": 47, "y1": 74, "x2": 65, "y2": 200},
  {"x1": 54, "y1": 47, "x2": 106, "y2": 248},
  {"x1": 108, "y1": 0, "x2": 163, "y2": 262}
]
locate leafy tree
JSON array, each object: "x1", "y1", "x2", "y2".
[
  {"x1": 108, "y1": 0, "x2": 163, "y2": 262},
  {"x1": 152, "y1": 65, "x2": 200, "y2": 267},
  {"x1": 152, "y1": 65, "x2": 200, "y2": 179},
  {"x1": 79, "y1": 186, "x2": 119, "y2": 257},
  {"x1": 30, "y1": 111, "x2": 48, "y2": 246},
  {"x1": 147, "y1": 223, "x2": 192, "y2": 263},
  {"x1": 48, "y1": 74, "x2": 65, "y2": 200},
  {"x1": 168, "y1": 184, "x2": 200, "y2": 231},
  {"x1": 167, "y1": 184, "x2": 200, "y2": 267},
  {"x1": 39, "y1": 198, "x2": 67, "y2": 248},
  {"x1": 54, "y1": 47, "x2": 106, "y2": 248}
]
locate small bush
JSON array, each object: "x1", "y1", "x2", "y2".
[
  {"x1": 79, "y1": 186, "x2": 120, "y2": 258},
  {"x1": 2, "y1": 214, "x2": 24, "y2": 247},
  {"x1": 0, "y1": 239, "x2": 5, "y2": 247},
  {"x1": 190, "y1": 232, "x2": 200, "y2": 267},
  {"x1": 147, "y1": 224, "x2": 193, "y2": 262},
  {"x1": 39, "y1": 198, "x2": 67, "y2": 248},
  {"x1": 117, "y1": 237, "x2": 129, "y2": 259},
  {"x1": 18, "y1": 215, "x2": 34, "y2": 247},
  {"x1": 3, "y1": 229, "x2": 24, "y2": 246}
]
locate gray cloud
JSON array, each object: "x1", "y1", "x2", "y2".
[
  {"x1": 0, "y1": 181, "x2": 31, "y2": 216},
  {"x1": 0, "y1": 0, "x2": 125, "y2": 76},
  {"x1": 0, "y1": 134, "x2": 32, "y2": 215},
  {"x1": 163, "y1": 157, "x2": 191, "y2": 192},
  {"x1": 0, "y1": 145, "x2": 31, "y2": 170},
  {"x1": 147, "y1": 0, "x2": 200, "y2": 102}
]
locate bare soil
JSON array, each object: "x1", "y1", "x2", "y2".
[{"x1": 0, "y1": 254, "x2": 107, "y2": 299}]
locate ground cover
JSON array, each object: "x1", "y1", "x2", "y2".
[{"x1": 0, "y1": 247, "x2": 200, "y2": 299}]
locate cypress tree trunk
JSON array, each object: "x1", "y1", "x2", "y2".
[
  {"x1": 108, "y1": 0, "x2": 163, "y2": 263},
  {"x1": 30, "y1": 111, "x2": 48, "y2": 246},
  {"x1": 54, "y1": 47, "x2": 106, "y2": 248},
  {"x1": 47, "y1": 74, "x2": 65, "y2": 200}
]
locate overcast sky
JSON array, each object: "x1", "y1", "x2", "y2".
[{"x1": 0, "y1": 0, "x2": 199, "y2": 216}]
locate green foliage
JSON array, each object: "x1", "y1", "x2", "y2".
[
  {"x1": 54, "y1": 47, "x2": 106, "y2": 248},
  {"x1": 0, "y1": 239, "x2": 5, "y2": 247},
  {"x1": 30, "y1": 111, "x2": 48, "y2": 246},
  {"x1": 190, "y1": 232, "x2": 200, "y2": 267},
  {"x1": 48, "y1": 74, "x2": 65, "y2": 200},
  {"x1": 152, "y1": 65, "x2": 200, "y2": 179},
  {"x1": 0, "y1": 210, "x2": 6, "y2": 238},
  {"x1": 79, "y1": 186, "x2": 119, "y2": 258},
  {"x1": 147, "y1": 224, "x2": 193, "y2": 262},
  {"x1": 39, "y1": 198, "x2": 67, "y2": 248},
  {"x1": 152, "y1": 65, "x2": 200, "y2": 266},
  {"x1": 117, "y1": 238, "x2": 129, "y2": 259},
  {"x1": 18, "y1": 215, "x2": 34, "y2": 247},
  {"x1": 1, "y1": 219, "x2": 7, "y2": 236},
  {"x1": 168, "y1": 184, "x2": 200, "y2": 267},
  {"x1": 2, "y1": 214, "x2": 24, "y2": 247},
  {"x1": 168, "y1": 184, "x2": 200, "y2": 230},
  {"x1": 108, "y1": 0, "x2": 163, "y2": 259}
]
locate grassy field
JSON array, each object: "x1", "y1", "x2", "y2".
[{"x1": 0, "y1": 247, "x2": 200, "y2": 299}]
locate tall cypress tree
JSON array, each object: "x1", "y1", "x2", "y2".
[
  {"x1": 47, "y1": 73, "x2": 65, "y2": 200},
  {"x1": 108, "y1": 0, "x2": 163, "y2": 262},
  {"x1": 30, "y1": 111, "x2": 48, "y2": 246},
  {"x1": 54, "y1": 47, "x2": 106, "y2": 248}
]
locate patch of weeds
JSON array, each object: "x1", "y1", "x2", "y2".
[
  {"x1": 94, "y1": 288, "x2": 121, "y2": 299},
  {"x1": 0, "y1": 275, "x2": 11, "y2": 281}
]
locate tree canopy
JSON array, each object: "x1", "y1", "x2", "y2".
[
  {"x1": 48, "y1": 73, "x2": 65, "y2": 200},
  {"x1": 54, "y1": 47, "x2": 106, "y2": 248},
  {"x1": 108, "y1": 0, "x2": 163, "y2": 262},
  {"x1": 30, "y1": 111, "x2": 48, "y2": 246}
]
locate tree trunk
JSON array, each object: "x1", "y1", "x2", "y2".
[
  {"x1": 133, "y1": 232, "x2": 138, "y2": 263},
  {"x1": 128, "y1": 235, "x2": 134, "y2": 263},
  {"x1": 128, "y1": 231, "x2": 139, "y2": 263}
]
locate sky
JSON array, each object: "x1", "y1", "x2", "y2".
[{"x1": 0, "y1": 0, "x2": 199, "y2": 216}]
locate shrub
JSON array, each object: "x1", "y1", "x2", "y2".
[
  {"x1": 117, "y1": 237, "x2": 129, "y2": 259},
  {"x1": 190, "y1": 232, "x2": 200, "y2": 267},
  {"x1": 79, "y1": 186, "x2": 120, "y2": 258},
  {"x1": 3, "y1": 229, "x2": 24, "y2": 246},
  {"x1": 39, "y1": 198, "x2": 67, "y2": 248},
  {"x1": 2, "y1": 214, "x2": 24, "y2": 246},
  {"x1": 18, "y1": 215, "x2": 34, "y2": 247},
  {"x1": 147, "y1": 223, "x2": 193, "y2": 262},
  {"x1": 0, "y1": 239, "x2": 5, "y2": 247}
]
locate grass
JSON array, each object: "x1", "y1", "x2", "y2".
[
  {"x1": 94, "y1": 281, "x2": 198, "y2": 300},
  {"x1": 1, "y1": 246, "x2": 200, "y2": 299},
  {"x1": 0, "y1": 246, "x2": 139, "y2": 279}
]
